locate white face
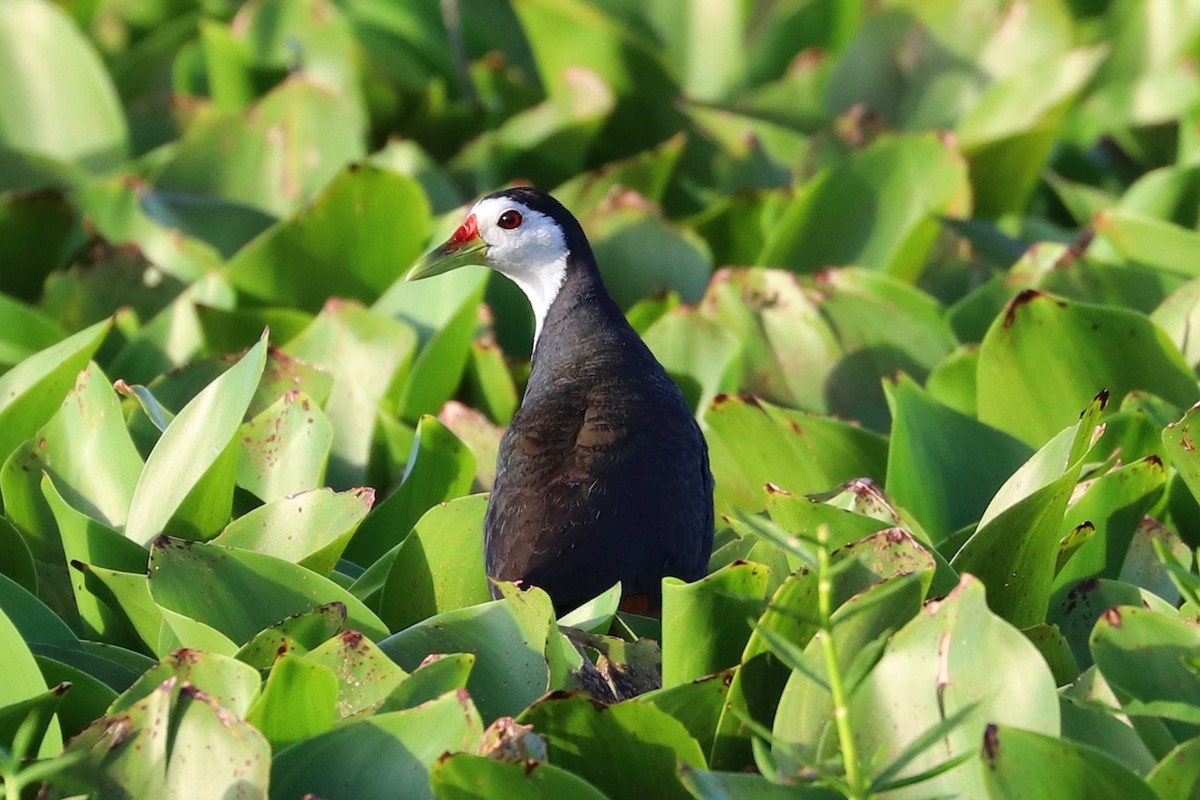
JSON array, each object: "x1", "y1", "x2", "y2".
[{"x1": 470, "y1": 196, "x2": 570, "y2": 347}]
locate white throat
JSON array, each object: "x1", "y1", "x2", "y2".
[{"x1": 505, "y1": 257, "x2": 567, "y2": 347}]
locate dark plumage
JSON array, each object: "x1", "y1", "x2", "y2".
[{"x1": 408, "y1": 188, "x2": 714, "y2": 615}]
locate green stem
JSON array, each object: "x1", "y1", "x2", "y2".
[{"x1": 816, "y1": 524, "x2": 868, "y2": 800}]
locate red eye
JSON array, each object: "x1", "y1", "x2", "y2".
[{"x1": 498, "y1": 210, "x2": 523, "y2": 229}]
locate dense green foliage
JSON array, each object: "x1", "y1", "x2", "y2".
[{"x1": 2, "y1": 0, "x2": 1200, "y2": 797}]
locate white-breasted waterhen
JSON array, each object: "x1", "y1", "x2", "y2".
[{"x1": 406, "y1": 187, "x2": 714, "y2": 616}]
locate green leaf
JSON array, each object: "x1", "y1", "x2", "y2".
[
  {"x1": 1048, "y1": 578, "x2": 1177, "y2": 673},
  {"x1": 977, "y1": 291, "x2": 1198, "y2": 447},
  {"x1": 0, "y1": 319, "x2": 110, "y2": 473},
  {"x1": 284, "y1": 300, "x2": 417, "y2": 489},
  {"x1": 303, "y1": 630, "x2": 408, "y2": 719},
  {"x1": 379, "y1": 590, "x2": 555, "y2": 722},
  {"x1": 848, "y1": 576, "x2": 1059, "y2": 798},
  {"x1": 214, "y1": 487, "x2": 374, "y2": 576},
  {"x1": 148, "y1": 536, "x2": 388, "y2": 646},
  {"x1": 644, "y1": 309, "x2": 742, "y2": 415},
  {"x1": 951, "y1": 394, "x2": 1105, "y2": 628},
  {"x1": 1091, "y1": 604, "x2": 1200, "y2": 725},
  {"x1": 125, "y1": 335, "x2": 268, "y2": 544},
  {"x1": 234, "y1": 390, "x2": 334, "y2": 503},
  {"x1": 517, "y1": 692, "x2": 706, "y2": 800},
  {"x1": 884, "y1": 374, "x2": 1032, "y2": 540},
  {"x1": 0, "y1": 0, "x2": 129, "y2": 171},
  {"x1": 270, "y1": 690, "x2": 484, "y2": 800},
  {"x1": 378, "y1": 494, "x2": 491, "y2": 631},
  {"x1": 431, "y1": 753, "x2": 611, "y2": 800},
  {"x1": 662, "y1": 561, "x2": 770, "y2": 687},
  {"x1": 703, "y1": 393, "x2": 887, "y2": 515},
  {"x1": 1147, "y1": 738, "x2": 1200, "y2": 799},
  {"x1": 155, "y1": 78, "x2": 366, "y2": 217},
  {"x1": 233, "y1": 601, "x2": 348, "y2": 670},
  {"x1": 245, "y1": 654, "x2": 339, "y2": 750},
  {"x1": 225, "y1": 166, "x2": 430, "y2": 311},
  {"x1": 978, "y1": 724, "x2": 1155, "y2": 800},
  {"x1": 758, "y1": 134, "x2": 970, "y2": 281},
  {"x1": 0, "y1": 191, "x2": 75, "y2": 304},
  {"x1": 112, "y1": 649, "x2": 261, "y2": 719},
  {"x1": 347, "y1": 416, "x2": 475, "y2": 567}
]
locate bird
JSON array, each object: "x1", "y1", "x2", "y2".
[{"x1": 406, "y1": 187, "x2": 714, "y2": 616}]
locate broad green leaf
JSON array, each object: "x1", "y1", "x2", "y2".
[
  {"x1": 0, "y1": 515, "x2": 36, "y2": 593},
  {"x1": 346, "y1": 416, "x2": 475, "y2": 567},
  {"x1": 379, "y1": 590, "x2": 555, "y2": 722},
  {"x1": 125, "y1": 336, "x2": 267, "y2": 544},
  {"x1": 758, "y1": 134, "x2": 970, "y2": 280},
  {"x1": 430, "y1": 753, "x2": 611, "y2": 800},
  {"x1": 304, "y1": 630, "x2": 408, "y2": 719},
  {"x1": 0, "y1": 0, "x2": 129, "y2": 171},
  {"x1": 978, "y1": 291, "x2": 1197, "y2": 447},
  {"x1": 636, "y1": 671, "x2": 733, "y2": 760},
  {"x1": 70, "y1": 564, "x2": 168, "y2": 657},
  {"x1": 463, "y1": 341, "x2": 519, "y2": 426},
  {"x1": 681, "y1": 766, "x2": 837, "y2": 800},
  {"x1": 270, "y1": 690, "x2": 484, "y2": 800},
  {"x1": 517, "y1": 693, "x2": 705, "y2": 800},
  {"x1": 0, "y1": 319, "x2": 109, "y2": 473},
  {"x1": 703, "y1": 394, "x2": 887, "y2": 515},
  {"x1": 644, "y1": 309, "x2": 741, "y2": 415},
  {"x1": 378, "y1": 494, "x2": 491, "y2": 631},
  {"x1": 234, "y1": 390, "x2": 334, "y2": 503},
  {"x1": 1147, "y1": 738, "x2": 1200, "y2": 799},
  {"x1": 951, "y1": 395, "x2": 1103, "y2": 628},
  {"x1": 0, "y1": 606, "x2": 61, "y2": 755},
  {"x1": 847, "y1": 576, "x2": 1059, "y2": 799},
  {"x1": 0, "y1": 191, "x2": 75, "y2": 304},
  {"x1": 379, "y1": 653, "x2": 474, "y2": 713},
  {"x1": 1048, "y1": 578, "x2": 1178, "y2": 672},
  {"x1": 225, "y1": 166, "x2": 430, "y2": 311},
  {"x1": 148, "y1": 536, "x2": 388, "y2": 646},
  {"x1": 245, "y1": 654, "x2": 339, "y2": 750},
  {"x1": 0, "y1": 293, "x2": 65, "y2": 371},
  {"x1": 214, "y1": 487, "x2": 374, "y2": 575},
  {"x1": 155, "y1": 77, "x2": 366, "y2": 217},
  {"x1": 661, "y1": 562, "x2": 769, "y2": 688},
  {"x1": 1091, "y1": 604, "x2": 1200, "y2": 725},
  {"x1": 112, "y1": 649, "x2": 261, "y2": 719},
  {"x1": 233, "y1": 602, "x2": 348, "y2": 670},
  {"x1": 50, "y1": 677, "x2": 270, "y2": 799},
  {"x1": 1163, "y1": 403, "x2": 1200, "y2": 514},
  {"x1": 978, "y1": 724, "x2": 1155, "y2": 800},
  {"x1": 284, "y1": 300, "x2": 417, "y2": 489},
  {"x1": 559, "y1": 581, "x2": 622, "y2": 634},
  {"x1": 884, "y1": 374, "x2": 1032, "y2": 540}
]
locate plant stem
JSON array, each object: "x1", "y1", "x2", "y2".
[{"x1": 816, "y1": 523, "x2": 868, "y2": 800}]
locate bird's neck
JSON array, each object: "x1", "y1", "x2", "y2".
[{"x1": 529, "y1": 257, "x2": 631, "y2": 376}]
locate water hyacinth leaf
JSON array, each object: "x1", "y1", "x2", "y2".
[
  {"x1": 644, "y1": 308, "x2": 742, "y2": 415},
  {"x1": 233, "y1": 602, "x2": 348, "y2": 670},
  {"x1": 437, "y1": 402, "x2": 503, "y2": 491},
  {"x1": 951, "y1": 394, "x2": 1104, "y2": 628},
  {"x1": 234, "y1": 390, "x2": 334, "y2": 503},
  {"x1": 226, "y1": 166, "x2": 431, "y2": 311},
  {"x1": 2, "y1": 363, "x2": 142, "y2": 577},
  {"x1": 124, "y1": 336, "x2": 268, "y2": 545},
  {"x1": 71, "y1": 564, "x2": 168, "y2": 657},
  {"x1": 559, "y1": 581, "x2": 622, "y2": 634},
  {"x1": 303, "y1": 630, "x2": 408, "y2": 719},
  {"x1": 50, "y1": 677, "x2": 271, "y2": 800},
  {"x1": 757, "y1": 133, "x2": 970, "y2": 281},
  {"x1": 195, "y1": 305, "x2": 314, "y2": 358},
  {"x1": 155, "y1": 78, "x2": 366, "y2": 217},
  {"x1": 0, "y1": 515, "x2": 36, "y2": 594},
  {"x1": 379, "y1": 592, "x2": 554, "y2": 722},
  {"x1": 0, "y1": 0, "x2": 129, "y2": 171},
  {"x1": 1147, "y1": 738, "x2": 1200, "y2": 799},
  {"x1": 884, "y1": 374, "x2": 1032, "y2": 540},
  {"x1": 517, "y1": 692, "x2": 705, "y2": 800},
  {"x1": 0, "y1": 293, "x2": 66, "y2": 370},
  {"x1": 977, "y1": 291, "x2": 1198, "y2": 447},
  {"x1": 553, "y1": 133, "x2": 685, "y2": 216},
  {"x1": 346, "y1": 416, "x2": 475, "y2": 566},
  {"x1": 0, "y1": 606, "x2": 62, "y2": 755},
  {"x1": 700, "y1": 268, "x2": 841, "y2": 414},
  {"x1": 113, "y1": 649, "x2": 261, "y2": 719},
  {"x1": 430, "y1": 753, "x2": 611, "y2": 800},
  {"x1": 1119, "y1": 518, "x2": 1193, "y2": 603},
  {"x1": 284, "y1": 300, "x2": 417, "y2": 489},
  {"x1": 0, "y1": 190, "x2": 75, "y2": 303},
  {"x1": 245, "y1": 654, "x2": 339, "y2": 750},
  {"x1": 230, "y1": 0, "x2": 360, "y2": 96},
  {"x1": 680, "y1": 766, "x2": 837, "y2": 799},
  {"x1": 1054, "y1": 457, "x2": 1167, "y2": 589},
  {"x1": 213, "y1": 487, "x2": 374, "y2": 576},
  {"x1": 1163, "y1": 403, "x2": 1200, "y2": 511},
  {"x1": 148, "y1": 536, "x2": 388, "y2": 646},
  {"x1": 0, "y1": 319, "x2": 109, "y2": 473},
  {"x1": 846, "y1": 576, "x2": 1059, "y2": 799},
  {"x1": 1090, "y1": 605, "x2": 1200, "y2": 725},
  {"x1": 661, "y1": 561, "x2": 770, "y2": 688},
  {"x1": 378, "y1": 494, "x2": 490, "y2": 631},
  {"x1": 463, "y1": 341, "x2": 519, "y2": 426},
  {"x1": 44, "y1": 475, "x2": 148, "y2": 647},
  {"x1": 1048, "y1": 578, "x2": 1178, "y2": 672},
  {"x1": 978, "y1": 724, "x2": 1155, "y2": 800},
  {"x1": 0, "y1": 572, "x2": 78, "y2": 652},
  {"x1": 703, "y1": 393, "x2": 887, "y2": 514},
  {"x1": 379, "y1": 653, "x2": 474, "y2": 713},
  {"x1": 270, "y1": 690, "x2": 484, "y2": 800}
]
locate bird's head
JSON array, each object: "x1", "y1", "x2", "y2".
[{"x1": 407, "y1": 188, "x2": 591, "y2": 344}]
